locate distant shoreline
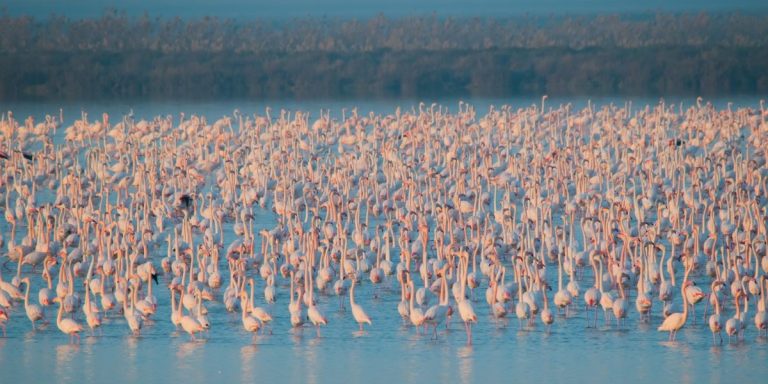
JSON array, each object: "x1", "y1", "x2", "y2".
[{"x1": 1, "y1": 12, "x2": 766, "y2": 100}]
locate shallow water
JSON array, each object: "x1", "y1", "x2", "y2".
[
  {"x1": 1, "y1": 284, "x2": 766, "y2": 384},
  {"x1": 1, "y1": 97, "x2": 767, "y2": 384}
]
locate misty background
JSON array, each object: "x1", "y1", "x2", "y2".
[{"x1": 0, "y1": 1, "x2": 767, "y2": 101}]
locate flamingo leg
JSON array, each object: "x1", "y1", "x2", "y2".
[
  {"x1": 702, "y1": 299, "x2": 710, "y2": 322},
  {"x1": 594, "y1": 307, "x2": 598, "y2": 328},
  {"x1": 691, "y1": 304, "x2": 696, "y2": 325},
  {"x1": 468, "y1": 323, "x2": 472, "y2": 345}
]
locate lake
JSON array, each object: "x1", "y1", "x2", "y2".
[{"x1": 0, "y1": 96, "x2": 767, "y2": 384}]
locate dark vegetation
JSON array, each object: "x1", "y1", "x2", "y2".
[{"x1": 0, "y1": 10, "x2": 767, "y2": 100}]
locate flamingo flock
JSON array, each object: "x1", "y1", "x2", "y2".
[{"x1": 0, "y1": 98, "x2": 767, "y2": 346}]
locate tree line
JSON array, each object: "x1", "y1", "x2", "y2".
[{"x1": 0, "y1": 11, "x2": 766, "y2": 100}]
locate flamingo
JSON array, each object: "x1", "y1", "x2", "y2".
[
  {"x1": 179, "y1": 298, "x2": 204, "y2": 340},
  {"x1": 0, "y1": 266, "x2": 23, "y2": 301},
  {"x1": 456, "y1": 256, "x2": 477, "y2": 344},
  {"x1": 408, "y1": 280, "x2": 426, "y2": 331},
  {"x1": 77, "y1": 267, "x2": 101, "y2": 334},
  {"x1": 424, "y1": 273, "x2": 450, "y2": 339},
  {"x1": 38, "y1": 257, "x2": 56, "y2": 307},
  {"x1": 583, "y1": 256, "x2": 601, "y2": 328},
  {"x1": 553, "y1": 250, "x2": 573, "y2": 316},
  {"x1": 306, "y1": 268, "x2": 328, "y2": 336},
  {"x1": 635, "y1": 254, "x2": 653, "y2": 323},
  {"x1": 488, "y1": 267, "x2": 508, "y2": 321},
  {"x1": 658, "y1": 267, "x2": 693, "y2": 341},
  {"x1": 708, "y1": 282, "x2": 723, "y2": 345},
  {"x1": 123, "y1": 286, "x2": 143, "y2": 336},
  {"x1": 515, "y1": 262, "x2": 531, "y2": 329},
  {"x1": 684, "y1": 280, "x2": 707, "y2": 325},
  {"x1": 397, "y1": 272, "x2": 410, "y2": 323},
  {"x1": 21, "y1": 277, "x2": 44, "y2": 330},
  {"x1": 540, "y1": 284, "x2": 555, "y2": 332},
  {"x1": 55, "y1": 297, "x2": 83, "y2": 343},
  {"x1": 248, "y1": 279, "x2": 273, "y2": 333},
  {"x1": 658, "y1": 244, "x2": 673, "y2": 303},
  {"x1": 612, "y1": 274, "x2": 629, "y2": 328},
  {"x1": 240, "y1": 292, "x2": 262, "y2": 336},
  {"x1": 170, "y1": 288, "x2": 182, "y2": 329},
  {"x1": 725, "y1": 292, "x2": 743, "y2": 344},
  {"x1": 755, "y1": 276, "x2": 767, "y2": 337},
  {"x1": 349, "y1": 279, "x2": 371, "y2": 332},
  {"x1": 289, "y1": 272, "x2": 305, "y2": 329}
]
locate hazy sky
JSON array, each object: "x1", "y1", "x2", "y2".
[{"x1": 3, "y1": 0, "x2": 767, "y2": 18}]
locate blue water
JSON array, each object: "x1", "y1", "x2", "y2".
[{"x1": 1, "y1": 97, "x2": 767, "y2": 384}]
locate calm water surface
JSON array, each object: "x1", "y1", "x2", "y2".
[{"x1": 1, "y1": 97, "x2": 767, "y2": 384}]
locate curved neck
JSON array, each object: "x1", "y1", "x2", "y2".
[
  {"x1": 57, "y1": 301, "x2": 64, "y2": 324},
  {"x1": 597, "y1": 258, "x2": 604, "y2": 292},
  {"x1": 249, "y1": 279, "x2": 255, "y2": 308},
  {"x1": 680, "y1": 284, "x2": 689, "y2": 322},
  {"x1": 409, "y1": 283, "x2": 415, "y2": 311},
  {"x1": 24, "y1": 281, "x2": 30, "y2": 305}
]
